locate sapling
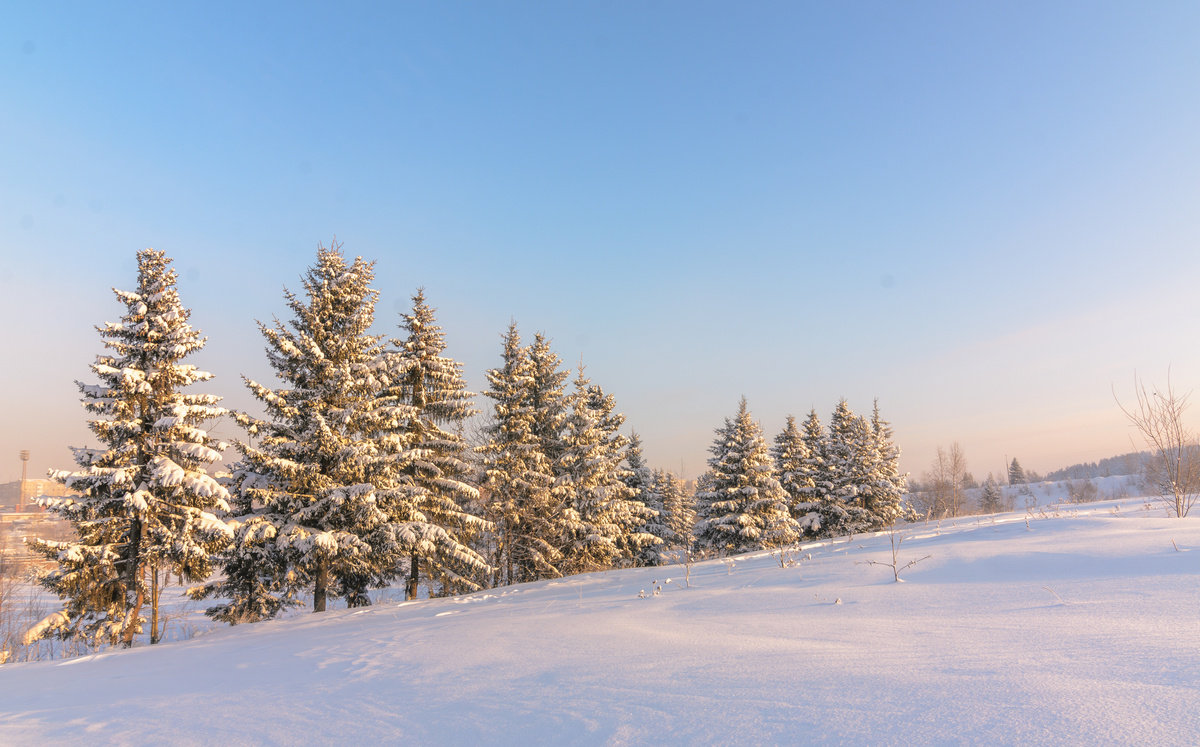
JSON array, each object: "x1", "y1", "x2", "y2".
[{"x1": 862, "y1": 525, "x2": 931, "y2": 583}]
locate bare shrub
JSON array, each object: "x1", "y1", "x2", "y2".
[{"x1": 1116, "y1": 374, "x2": 1200, "y2": 517}]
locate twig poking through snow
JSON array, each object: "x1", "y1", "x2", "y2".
[{"x1": 1042, "y1": 586, "x2": 1067, "y2": 605}]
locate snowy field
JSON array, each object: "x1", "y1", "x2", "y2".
[{"x1": 0, "y1": 496, "x2": 1197, "y2": 746}]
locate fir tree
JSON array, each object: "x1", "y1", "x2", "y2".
[
  {"x1": 979, "y1": 473, "x2": 1004, "y2": 514},
  {"x1": 861, "y1": 400, "x2": 906, "y2": 527},
  {"x1": 771, "y1": 415, "x2": 820, "y2": 535},
  {"x1": 625, "y1": 434, "x2": 671, "y2": 566},
  {"x1": 379, "y1": 289, "x2": 491, "y2": 599},
  {"x1": 799, "y1": 409, "x2": 830, "y2": 534},
  {"x1": 696, "y1": 398, "x2": 799, "y2": 555},
  {"x1": 822, "y1": 400, "x2": 876, "y2": 536},
  {"x1": 198, "y1": 246, "x2": 393, "y2": 620},
  {"x1": 29, "y1": 249, "x2": 231, "y2": 647},
  {"x1": 479, "y1": 323, "x2": 563, "y2": 585},
  {"x1": 1008, "y1": 458, "x2": 1027, "y2": 486},
  {"x1": 557, "y1": 369, "x2": 656, "y2": 574},
  {"x1": 528, "y1": 333, "x2": 570, "y2": 465},
  {"x1": 655, "y1": 468, "x2": 695, "y2": 557}
]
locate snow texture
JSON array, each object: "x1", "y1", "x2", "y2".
[{"x1": 3, "y1": 495, "x2": 1196, "y2": 745}]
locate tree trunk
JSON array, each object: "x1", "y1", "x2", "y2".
[
  {"x1": 406, "y1": 552, "x2": 419, "y2": 600},
  {"x1": 313, "y1": 559, "x2": 329, "y2": 612},
  {"x1": 122, "y1": 518, "x2": 143, "y2": 648},
  {"x1": 150, "y1": 563, "x2": 160, "y2": 644}
]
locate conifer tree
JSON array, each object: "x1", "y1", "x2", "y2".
[
  {"x1": 558, "y1": 369, "x2": 656, "y2": 574},
  {"x1": 198, "y1": 246, "x2": 394, "y2": 621},
  {"x1": 30, "y1": 249, "x2": 231, "y2": 647},
  {"x1": 799, "y1": 409, "x2": 830, "y2": 534},
  {"x1": 655, "y1": 468, "x2": 695, "y2": 556},
  {"x1": 528, "y1": 333, "x2": 570, "y2": 465},
  {"x1": 1008, "y1": 458, "x2": 1027, "y2": 486},
  {"x1": 696, "y1": 398, "x2": 799, "y2": 554},
  {"x1": 380, "y1": 289, "x2": 491, "y2": 599},
  {"x1": 822, "y1": 400, "x2": 876, "y2": 536},
  {"x1": 863, "y1": 399, "x2": 906, "y2": 527},
  {"x1": 979, "y1": 473, "x2": 1004, "y2": 514},
  {"x1": 479, "y1": 323, "x2": 563, "y2": 585},
  {"x1": 625, "y1": 434, "x2": 671, "y2": 566},
  {"x1": 771, "y1": 415, "x2": 820, "y2": 535}
]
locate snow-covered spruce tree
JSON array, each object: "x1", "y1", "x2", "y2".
[
  {"x1": 799, "y1": 408, "x2": 830, "y2": 536},
  {"x1": 196, "y1": 246, "x2": 393, "y2": 620},
  {"x1": 528, "y1": 333, "x2": 570, "y2": 466},
  {"x1": 29, "y1": 248, "x2": 231, "y2": 648},
  {"x1": 1008, "y1": 458, "x2": 1027, "y2": 486},
  {"x1": 862, "y1": 400, "x2": 906, "y2": 527},
  {"x1": 655, "y1": 468, "x2": 695, "y2": 555},
  {"x1": 821, "y1": 400, "x2": 876, "y2": 537},
  {"x1": 978, "y1": 473, "x2": 1004, "y2": 514},
  {"x1": 695, "y1": 398, "x2": 800, "y2": 555},
  {"x1": 624, "y1": 433, "x2": 671, "y2": 566},
  {"x1": 379, "y1": 289, "x2": 491, "y2": 600},
  {"x1": 479, "y1": 323, "x2": 563, "y2": 585},
  {"x1": 771, "y1": 415, "x2": 821, "y2": 536},
  {"x1": 557, "y1": 370, "x2": 657, "y2": 574}
]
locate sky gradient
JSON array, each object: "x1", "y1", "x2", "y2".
[{"x1": 4, "y1": 2, "x2": 1200, "y2": 485}]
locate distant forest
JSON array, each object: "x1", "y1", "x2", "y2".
[{"x1": 1043, "y1": 451, "x2": 1149, "y2": 482}]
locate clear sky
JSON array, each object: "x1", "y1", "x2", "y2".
[{"x1": 4, "y1": 2, "x2": 1200, "y2": 485}]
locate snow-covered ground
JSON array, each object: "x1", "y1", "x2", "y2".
[{"x1": 1, "y1": 496, "x2": 1197, "y2": 745}]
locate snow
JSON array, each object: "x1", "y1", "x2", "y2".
[{"x1": 1, "y1": 496, "x2": 1197, "y2": 745}]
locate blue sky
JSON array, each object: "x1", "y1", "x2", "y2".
[{"x1": 4, "y1": 2, "x2": 1200, "y2": 483}]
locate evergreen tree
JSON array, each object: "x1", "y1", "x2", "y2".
[
  {"x1": 528, "y1": 333, "x2": 569, "y2": 465},
  {"x1": 696, "y1": 398, "x2": 799, "y2": 555},
  {"x1": 624, "y1": 434, "x2": 671, "y2": 566},
  {"x1": 30, "y1": 249, "x2": 231, "y2": 647},
  {"x1": 862, "y1": 399, "x2": 906, "y2": 527},
  {"x1": 479, "y1": 323, "x2": 563, "y2": 585},
  {"x1": 1008, "y1": 458, "x2": 1027, "y2": 486},
  {"x1": 557, "y1": 369, "x2": 656, "y2": 574},
  {"x1": 822, "y1": 400, "x2": 876, "y2": 536},
  {"x1": 799, "y1": 409, "x2": 830, "y2": 533},
  {"x1": 198, "y1": 246, "x2": 394, "y2": 621},
  {"x1": 380, "y1": 289, "x2": 491, "y2": 599},
  {"x1": 979, "y1": 473, "x2": 1004, "y2": 514},
  {"x1": 771, "y1": 415, "x2": 820, "y2": 535},
  {"x1": 655, "y1": 469, "x2": 695, "y2": 556}
]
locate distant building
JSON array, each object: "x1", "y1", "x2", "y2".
[{"x1": 0, "y1": 478, "x2": 68, "y2": 513}]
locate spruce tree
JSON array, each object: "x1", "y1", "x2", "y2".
[
  {"x1": 799, "y1": 408, "x2": 830, "y2": 534},
  {"x1": 528, "y1": 333, "x2": 569, "y2": 465},
  {"x1": 853, "y1": 400, "x2": 907, "y2": 528},
  {"x1": 822, "y1": 400, "x2": 876, "y2": 536},
  {"x1": 558, "y1": 369, "x2": 656, "y2": 574},
  {"x1": 29, "y1": 249, "x2": 231, "y2": 647},
  {"x1": 479, "y1": 323, "x2": 563, "y2": 585},
  {"x1": 655, "y1": 468, "x2": 695, "y2": 556},
  {"x1": 771, "y1": 415, "x2": 820, "y2": 535},
  {"x1": 1008, "y1": 458, "x2": 1027, "y2": 486},
  {"x1": 376, "y1": 289, "x2": 491, "y2": 599},
  {"x1": 625, "y1": 434, "x2": 671, "y2": 566},
  {"x1": 696, "y1": 398, "x2": 799, "y2": 555},
  {"x1": 979, "y1": 473, "x2": 1004, "y2": 514},
  {"x1": 198, "y1": 246, "x2": 393, "y2": 621}
]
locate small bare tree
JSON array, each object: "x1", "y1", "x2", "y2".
[
  {"x1": 1116, "y1": 373, "x2": 1199, "y2": 518},
  {"x1": 863, "y1": 525, "x2": 931, "y2": 583}
]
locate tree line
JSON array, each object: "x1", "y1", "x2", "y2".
[{"x1": 27, "y1": 245, "x2": 906, "y2": 649}]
